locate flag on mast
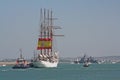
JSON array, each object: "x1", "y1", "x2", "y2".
[{"x1": 37, "y1": 38, "x2": 52, "y2": 49}]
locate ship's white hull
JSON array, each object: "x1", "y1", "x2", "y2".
[{"x1": 33, "y1": 60, "x2": 58, "y2": 68}]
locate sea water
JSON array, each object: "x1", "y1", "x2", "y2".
[{"x1": 0, "y1": 63, "x2": 120, "y2": 80}]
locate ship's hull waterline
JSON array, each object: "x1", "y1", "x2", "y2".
[{"x1": 32, "y1": 61, "x2": 58, "y2": 68}]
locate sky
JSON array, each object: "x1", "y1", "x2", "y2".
[{"x1": 0, "y1": 0, "x2": 120, "y2": 59}]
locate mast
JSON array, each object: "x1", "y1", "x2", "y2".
[
  {"x1": 37, "y1": 8, "x2": 63, "y2": 55},
  {"x1": 40, "y1": 8, "x2": 43, "y2": 55},
  {"x1": 43, "y1": 8, "x2": 46, "y2": 55},
  {"x1": 19, "y1": 49, "x2": 23, "y2": 59},
  {"x1": 50, "y1": 10, "x2": 53, "y2": 54},
  {"x1": 47, "y1": 9, "x2": 50, "y2": 55}
]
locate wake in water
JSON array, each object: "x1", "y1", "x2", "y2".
[{"x1": 0, "y1": 66, "x2": 31, "y2": 72}]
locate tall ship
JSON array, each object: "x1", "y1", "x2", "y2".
[{"x1": 32, "y1": 9, "x2": 63, "y2": 68}]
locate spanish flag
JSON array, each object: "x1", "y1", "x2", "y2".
[{"x1": 37, "y1": 38, "x2": 52, "y2": 50}]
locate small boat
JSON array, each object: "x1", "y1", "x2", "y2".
[
  {"x1": 83, "y1": 59, "x2": 91, "y2": 67},
  {"x1": 12, "y1": 50, "x2": 29, "y2": 69},
  {"x1": 12, "y1": 59, "x2": 29, "y2": 69},
  {"x1": 83, "y1": 62, "x2": 89, "y2": 67},
  {"x1": 73, "y1": 58, "x2": 80, "y2": 64},
  {"x1": 2, "y1": 64, "x2": 6, "y2": 67}
]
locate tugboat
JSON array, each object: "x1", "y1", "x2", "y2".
[{"x1": 12, "y1": 49, "x2": 29, "y2": 69}]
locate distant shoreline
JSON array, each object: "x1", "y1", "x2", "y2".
[
  {"x1": 0, "y1": 62, "x2": 15, "y2": 66},
  {"x1": 0, "y1": 61, "x2": 31, "y2": 66}
]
